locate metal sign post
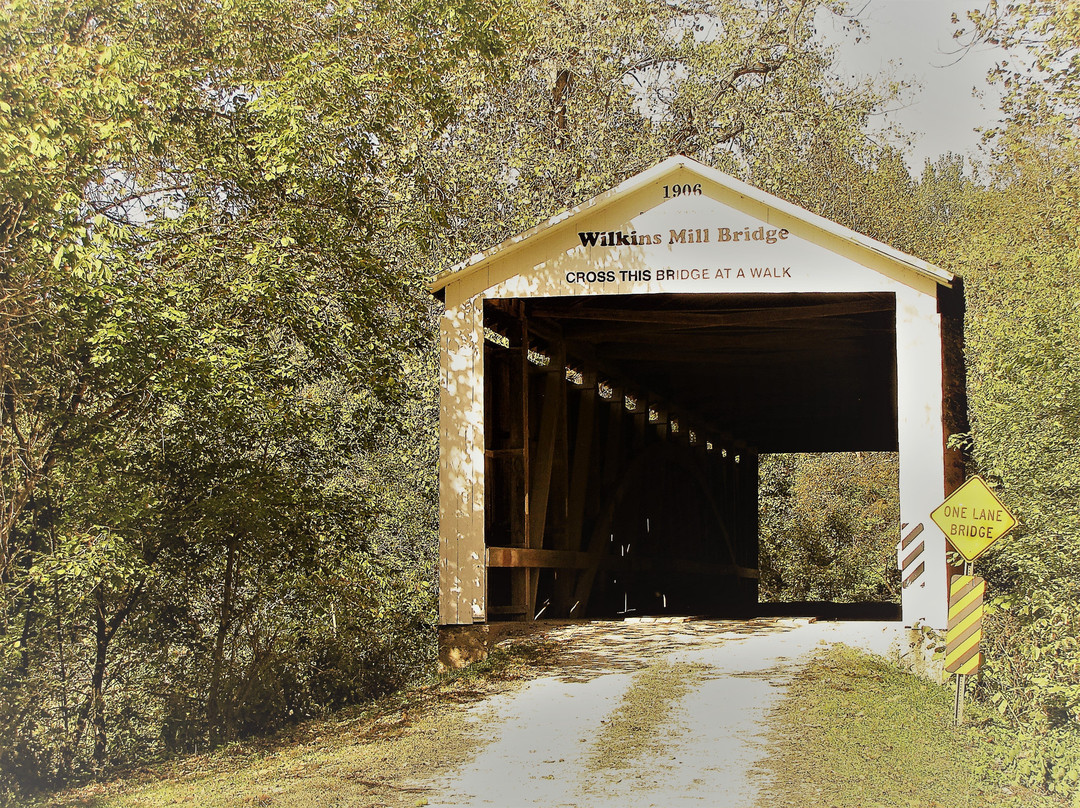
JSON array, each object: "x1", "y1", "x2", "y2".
[
  {"x1": 954, "y1": 672, "x2": 965, "y2": 726},
  {"x1": 952, "y1": 561, "x2": 975, "y2": 727}
]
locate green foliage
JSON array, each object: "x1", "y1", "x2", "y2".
[
  {"x1": 759, "y1": 645, "x2": 1055, "y2": 808},
  {"x1": 758, "y1": 453, "x2": 900, "y2": 602},
  {"x1": 934, "y1": 5, "x2": 1080, "y2": 801},
  {"x1": 953, "y1": 131, "x2": 1080, "y2": 573},
  {"x1": 0, "y1": 0, "x2": 513, "y2": 799},
  {"x1": 977, "y1": 594, "x2": 1080, "y2": 801},
  {"x1": 416, "y1": 0, "x2": 897, "y2": 264},
  {"x1": 959, "y1": 0, "x2": 1080, "y2": 128},
  {"x1": 7, "y1": 0, "x2": 1080, "y2": 803},
  {"x1": 944, "y1": 90, "x2": 1080, "y2": 808}
]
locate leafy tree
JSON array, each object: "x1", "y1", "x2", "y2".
[
  {"x1": 938, "y1": 3, "x2": 1080, "y2": 798},
  {"x1": 413, "y1": 0, "x2": 897, "y2": 265},
  {"x1": 0, "y1": 0, "x2": 1006, "y2": 799},
  {"x1": 943, "y1": 126, "x2": 1080, "y2": 798},
  {"x1": 0, "y1": 0, "x2": 515, "y2": 795},
  {"x1": 758, "y1": 453, "x2": 900, "y2": 603}
]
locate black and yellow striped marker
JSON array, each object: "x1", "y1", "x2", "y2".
[{"x1": 945, "y1": 574, "x2": 985, "y2": 675}]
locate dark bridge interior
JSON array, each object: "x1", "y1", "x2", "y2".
[
  {"x1": 522, "y1": 293, "x2": 898, "y2": 452},
  {"x1": 482, "y1": 293, "x2": 899, "y2": 621}
]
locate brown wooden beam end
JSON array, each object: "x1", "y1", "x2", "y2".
[{"x1": 529, "y1": 299, "x2": 893, "y2": 327}]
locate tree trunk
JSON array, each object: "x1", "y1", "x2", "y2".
[
  {"x1": 551, "y1": 68, "x2": 573, "y2": 142},
  {"x1": 90, "y1": 592, "x2": 109, "y2": 764},
  {"x1": 207, "y1": 535, "x2": 238, "y2": 743},
  {"x1": 14, "y1": 492, "x2": 49, "y2": 675},
  {"x1": 66, "y1": 581, "x2": 143, "y2": 771}
]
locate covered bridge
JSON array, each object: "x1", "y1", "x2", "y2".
[{"x1": 431, "y1": 156, "x2": 965, "y2": 660}]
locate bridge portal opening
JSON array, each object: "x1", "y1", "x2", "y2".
[{"x1": 482, "y1": 293, "x2": 899, "y2": 621}]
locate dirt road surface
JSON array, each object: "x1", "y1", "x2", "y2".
[{"x1": 421, "y1": 618, "x2": 905, "y2": 808}]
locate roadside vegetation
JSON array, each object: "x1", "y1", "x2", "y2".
[
  {"x1": 1, "y1": 0, "x2": 1078, "y2": 805},
  {"x1": 33, "y1": 640, "x2": 1070, "y2": 808},
  {"x1": 758, "y1": 452, "x2": 900, "y2": 604},
  {"x1": 760, "y1": 645, "x2": 1069, "y2": 808},
  {"x1": 28, "y1": 640, "x2": 558, "y2": 808}
]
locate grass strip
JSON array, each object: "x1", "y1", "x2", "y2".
[
  {"x1": 756, "y1": 644, "x2": 1065, "y2": 808},
  {"x1": 585, "y1": 660, "x2": 699, "y2": 773}
]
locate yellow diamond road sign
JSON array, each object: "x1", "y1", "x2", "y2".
[{"x1": 931, "y1": 476, "x2": 1017, "y2": 562}]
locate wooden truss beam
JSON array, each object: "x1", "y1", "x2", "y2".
[
  {"x1": 487, "y1": 546, "x2": 759, "y2": 579},
  {"x1": 483, "y1": 298, "x2": 763, "y2": 620}
]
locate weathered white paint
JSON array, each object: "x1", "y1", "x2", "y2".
[
  {"x1": 436, "y1": 156, "x2": 954, "y2": 630},
  {"x1": 439, "y1": 297, "x2": 486, "y2": 624},
  {"x1": 895, "y1": 288, "x2": 949, "y2": 629},
  {"x1": 482, "y1": 197, "x2": 935, "y2": 301}
]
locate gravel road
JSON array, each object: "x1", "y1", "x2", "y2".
[{"x1": 422, "y1": 618, "x2": 905, "y2": 808}]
